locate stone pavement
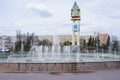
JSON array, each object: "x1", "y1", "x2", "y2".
[{"x1": 0, "y1": 70, "x2": 120, "y2": 80}]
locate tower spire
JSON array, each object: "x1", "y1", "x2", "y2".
[{"x1": 73, "y1": 1, "x2": 79, "y2": 8}]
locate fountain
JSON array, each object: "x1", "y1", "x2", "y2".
[
  {"x1": 4, "y1": 44, "x2": 120, "y2": 73},
  {"x1": 27, "y1": 45, "x2": 77, "y2": 62},
  {"x1": 6, "y1": 44, "x2": 120, "y2": 63}
]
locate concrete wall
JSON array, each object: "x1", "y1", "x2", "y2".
[{"x1": 0, "y1": 61, "x2": 120, "y2": 73}]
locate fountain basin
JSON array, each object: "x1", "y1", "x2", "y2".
[{"x1": 0, "y1": 61, "x2": 120, "y2": 73}]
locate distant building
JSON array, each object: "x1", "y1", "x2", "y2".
[
  {"x1": 38, "y1": 35, "x2": 53, "y2": 43},
  {"x1": 98, "y1": 33, "x2": 109, "y2": 46},
  {"x1": 55, "y1": 33, "x2": 110, "y2": 46},
  {"x1": 0, "y1": 33, "x2": 116, "y2": 52},
  {"x1": 56, "y1": 35, "x2": 72, "y2": 45},
  {"x1": 56, "y1": 35, "x2": 90, "y2": 45}
]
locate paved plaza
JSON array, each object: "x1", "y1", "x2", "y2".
[{"x1": 0, "y1": 70, "x2": 120, "y2": 80}]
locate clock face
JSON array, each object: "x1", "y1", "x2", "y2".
[{"x1": 72, "y1": 9, "x2": 78, "y2": 15}]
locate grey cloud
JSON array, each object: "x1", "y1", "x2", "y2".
[{"x1": 26, "y1": 3, "x2": 54, "y2": 18}]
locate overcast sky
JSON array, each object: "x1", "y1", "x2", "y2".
[{"x1": 0, "y1": 0, "x2": 120, "y2": 39}]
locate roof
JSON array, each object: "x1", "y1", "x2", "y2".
[{"x1": 72, "y1": 1, "x2": 79, "y2": 8}]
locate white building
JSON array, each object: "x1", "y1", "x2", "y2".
[{"x1": 38, "y1": 35, "x2": 53, "y2": 43}]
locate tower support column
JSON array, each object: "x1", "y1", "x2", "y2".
[
  {"x1": 72, "y1": 31, "x2": 75, "y2": 45},
  {"x1": 77, "y1": 30, "x2": 80, "y2": 46},
  {"x1": 77, "y1": 21, "x2": 80, "y2": 46}
]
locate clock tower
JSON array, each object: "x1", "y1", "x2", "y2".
[{"x1": 71, "y1": 1, "x2": 81, "y2": 45}]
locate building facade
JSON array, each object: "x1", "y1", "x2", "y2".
[
  {"x1": 38, "y1": 35, "x2": 53, "y2": 43},
  {"x1": 56, "y1": 35, "x2": 90, "y2": 45},
  {"x1": 99, "y1": 33, "x2": 109, "y2": 46}
]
